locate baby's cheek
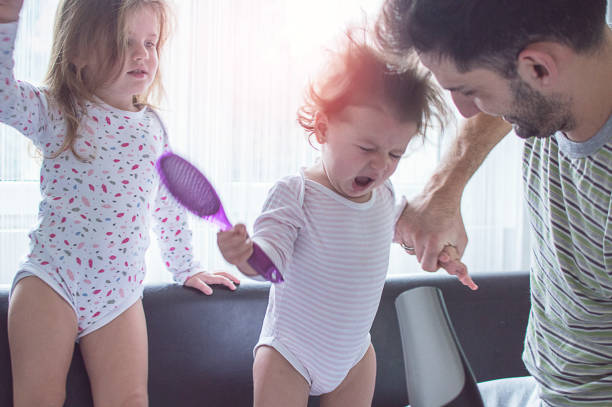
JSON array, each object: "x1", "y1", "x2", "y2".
[{"x1": 387, "y1": 163, "x2": 400, "y2": 178}]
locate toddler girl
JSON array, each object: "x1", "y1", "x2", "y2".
[
  {"x1": 217, "y1": 31, "x2": 475, "y2": 406},
  {"x1": 1, "y1": 0, "x2": 239, "y2": 405}
]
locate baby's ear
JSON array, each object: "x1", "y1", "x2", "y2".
[{"x1": 313, "y1": 111, "x2": 329, "y2": 144}]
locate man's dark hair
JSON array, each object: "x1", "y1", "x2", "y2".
[{"x1": 376, "y1": 0, "x2": 608, "y2": 76}]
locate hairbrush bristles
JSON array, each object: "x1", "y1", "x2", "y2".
[{"x1": 155, "y1": 151, "x2": 284, "y2": 282}]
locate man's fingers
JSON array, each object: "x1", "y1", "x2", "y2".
[{"x1": 420, "y1": 244, "x2": 442, "y2": 272}]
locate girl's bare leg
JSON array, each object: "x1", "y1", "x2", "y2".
[
  {"x1": 8, "y1": 276, "x2": 78, "y2": 407},
  {"x1": 80, "y1": 299, "x2": 149, "y2": 407}
]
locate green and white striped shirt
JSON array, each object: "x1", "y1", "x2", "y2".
[{"x1": 522, "y1": 114, "x2": 612, "y2": 406}]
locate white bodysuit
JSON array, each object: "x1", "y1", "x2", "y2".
[
  {"x1": 253, "y1": 170, "x2": 399, "y2": 395},
  {"x1": 0, "y1": 22, "x2": 205, "y2": 336}
]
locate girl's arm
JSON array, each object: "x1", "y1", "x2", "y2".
[
  {"x1": 0, "y1": 18, "x2": 52, "y2": 145},
  {"x1": 0, "y1": 1, "x2": 23, "y2": 24},
  {"x1": 151, "y1": 184, "x2": 239, "y2": 293},
  {"x1": 151, "y1": 187, "x2": 205, "y2": 284},
  {"x1": 394, "y1": 113, "x2": 512, "y2": 272}
]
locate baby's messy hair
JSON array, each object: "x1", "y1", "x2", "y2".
[{"x1": 297, "y1": 27, "x2": 450, "y2": 145}]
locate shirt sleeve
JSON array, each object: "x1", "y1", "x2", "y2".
[
  {"x1": 151, "y1": 182, "x2": 207, "y2": 284},
  {"x1": 251, "y1": 176, "x2": 306, "y2": 278},
  {"x1": 0, "y1": 22, "x2": 51, "y2": 146}
]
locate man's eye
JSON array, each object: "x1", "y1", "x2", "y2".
[
  {"x1": 145, "y1": 41, "x2": 157, "y2": 48},
  {"x1": 359, "y1": 146, "x2": 374, "y2": 152},
  {"x1": 390, "y1": 153, "x2": 402, "y2": 159}
]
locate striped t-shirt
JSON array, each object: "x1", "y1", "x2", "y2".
[
  {"x1": 522, "y1": 114, "x2": 612, "y2": 406},
  {"x1": 252, "y1": 170, "x2": 397, "y2": 395}
]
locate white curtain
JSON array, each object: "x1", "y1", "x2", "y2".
[{"x1": 0, "y1": 0, "x2": 528, "y2": 286}]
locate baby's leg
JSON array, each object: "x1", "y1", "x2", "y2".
[
  {"x1": 79, "y1": 299, "x2": 148, "y2": 407},
  {"x1": 253, "y1": 345, "x2": 310, "y2": 407},
  {"x1": 8, "y1": 276, "x2": 78, "y2": 407},
  {"x1": 320, "y1": 343, "x2": 376, "y2": 407}
]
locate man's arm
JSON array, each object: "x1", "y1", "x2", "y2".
[{"x1": 395, "y1": 113, "x2": 512, "y2": 272}]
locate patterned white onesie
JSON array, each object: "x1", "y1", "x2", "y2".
[
  {"x1": 252, "y1": 170, "x2": 400, "y2": 395},
  {"x1": 0, "y1": 22, "x2": 205, "y2": 337}
]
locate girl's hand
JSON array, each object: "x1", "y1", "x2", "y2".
[
  {"x1": 184, "y1": 271, "x2": 240, "y2": 295},
  {"x1": 0, "y1": 0, "x2": 24, "y2": 24}
]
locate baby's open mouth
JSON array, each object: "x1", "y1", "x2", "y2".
[{"x1": 354, "y1": 176, "x2": 373, "y2": 187}]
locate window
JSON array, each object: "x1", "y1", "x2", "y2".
[{"x1": 0, "y1": 0, "x2": 528, "y2": 286}]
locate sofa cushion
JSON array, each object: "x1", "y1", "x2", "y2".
[{"x1": 0, "y1": 271, "x2": 530, "y2": 406}]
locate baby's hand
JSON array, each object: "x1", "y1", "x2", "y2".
[
  {"x1": 184, "y1": 271, "x2": 240, "y2": 295},
  {"x1": 438, "y1": 245, "x2": 478, "y2": 290},
  {"x1": 0, "y1": 0, "x2": 23, "y2": 24},
  {"x1": 217, "y1": 224, "x2": 253, "y2": 267}
]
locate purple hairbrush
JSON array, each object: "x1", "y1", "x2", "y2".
[{"x1": 156, "y1": 151, "x2": 283, "y2": 283}]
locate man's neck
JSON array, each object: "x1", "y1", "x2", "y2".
[{"x1": 566, "y1": 28, "x2": 612, "y2": 142}]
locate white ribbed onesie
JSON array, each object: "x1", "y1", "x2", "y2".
[
  {"x1": 0, "y1": 22, "x2": 206, "y2": 337},
  {"x1": 253, "y1": 170, "x2": 400, "y2": 395}
]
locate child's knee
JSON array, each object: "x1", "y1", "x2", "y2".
[
  {"x1": 119, "y1": 390, "x2": 148, "y2": 407},
  {"x1": 13, "y1": 387, "x2": 66, "y2": 407},
  {"x1": 104, "y1": 388, "x2": 148, "y2": 407}
]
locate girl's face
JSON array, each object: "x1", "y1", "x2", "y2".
[
  {"x1": 95, "y1": 6, "x2": 160, "y2": 111},
  {"x1": 315, "y1": 103, "x2": 417, "y2": 203}
]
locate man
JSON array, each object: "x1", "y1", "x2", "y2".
[{"x1": 377, "y1": 1, "x2": 612, "y2": 406}]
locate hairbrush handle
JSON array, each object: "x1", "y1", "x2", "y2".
[{"x1": 248, "y1": 243, "x2": 284, "y2": 283}]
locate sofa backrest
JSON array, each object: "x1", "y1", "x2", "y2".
[{"x1": 0, "y1": 271, "x2": 530, "y2": 406}]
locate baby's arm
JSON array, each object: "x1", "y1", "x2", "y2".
[
  {"x1": 217, "y1": 224, "x2": 259, "y2": 278},
  {"x1": 217, "y1": 176, "x2": 305, "y2": 280},
  {"x1": 0, "y1": 1, "x2": 23, "y2": 23}
]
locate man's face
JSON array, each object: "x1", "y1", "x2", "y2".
[{"x1": 418, "y1": 52, "x2": 574, "y2": 139}]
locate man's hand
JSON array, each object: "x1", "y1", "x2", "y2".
[
  {"x1": 395, "y1": 191, "x2": 468, "y2": 272},
  {"x1": 395, "y1": 113, "x2": 511, "y2": 280},
  {"x1": 438, "y1": 245, "x2": 477, "y2": 290}
]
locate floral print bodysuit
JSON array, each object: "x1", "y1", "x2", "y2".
[{"x1": 0, "y1": 22, "x2": 204, "y2": 336}]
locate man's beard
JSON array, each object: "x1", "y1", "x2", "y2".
[{"x1": 505, "y1": 79, "x2": 575, "y2": 139}]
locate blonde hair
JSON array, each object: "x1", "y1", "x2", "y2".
[
  {"x1": 298, "y1": 29, "x2": 449, "y2": 145},
  {"x1": 44, "y1": 0, "x2": 172, "y2": 159}
]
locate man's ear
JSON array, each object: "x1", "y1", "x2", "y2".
[
  {"x1": 313, "y1": 111, "x2": 329, "y2": 144},
  {"x1": 516, "y1": 42, "x2": 563, "y2": 90}
]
